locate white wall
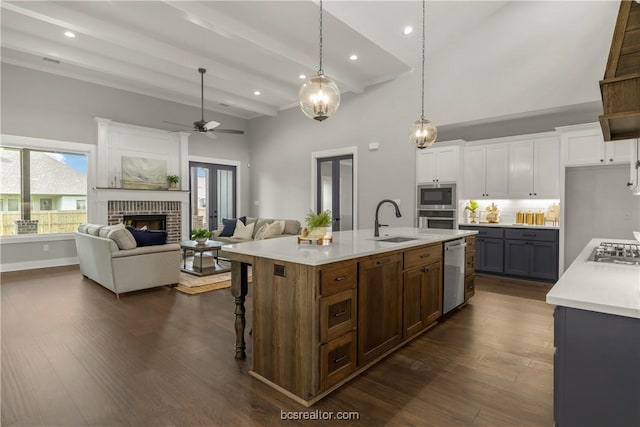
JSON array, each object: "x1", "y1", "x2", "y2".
[{"x1": 1, "y1": 64, "x2": 251, "y2": 270}]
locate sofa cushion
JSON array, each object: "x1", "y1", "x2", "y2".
[
  {"x1": 252, "y1": 218, "x2": 274, "y2": 238},
  {"x1": 103, "y1": 224, "x2": 137, "y2": 250},
  {"x1": 283, "y1": 219, "x2": 301, "y2": 235},
  {"x1": 85, "y1": 224, "x2": 105, "y2": 236},
  {"x1": 232, "y1": 220, "x2": 254, "y2": 239},
  {"x1": 256, "y1": 220, "x2": 285, "y2": 240},
  {"x1": 126, "y1": 226, "x2": 167, "y2": 247},
  {"x1": 219, "y1": 216, "x2": 246, "y2": 237},
  {"x1": 111, "y1": 243, "x2": 181, "y2": 258},
  {"x1": 214, "y1": 236, "x2": 250, "y2": 244}
]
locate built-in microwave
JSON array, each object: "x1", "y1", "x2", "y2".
[{"x1": 417, "y1": 183, "x2": 456, "y2": 210}]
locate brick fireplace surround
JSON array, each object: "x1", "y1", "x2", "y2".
[{"x1": 108, "y1": 201, "x2": 181, "y2": 243}]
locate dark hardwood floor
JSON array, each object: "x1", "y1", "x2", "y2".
[{"x1": 1, "y1": 267, "x2": 553, "y2": 426}]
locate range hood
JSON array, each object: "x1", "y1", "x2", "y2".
[{"x1": 599, "y1": 0, "x2": 640, "y2": 141}]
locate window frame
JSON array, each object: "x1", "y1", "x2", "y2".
[{"x1": 0, "y1": 134, "x2": 96, "y2": 242}]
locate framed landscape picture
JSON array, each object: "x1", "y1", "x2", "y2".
[{"x1": 121, "y1": 156, "x2": 168, "y2": 190}]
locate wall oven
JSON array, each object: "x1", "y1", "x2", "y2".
[
  {"x1": 418, "y1": 210, "x2": 457, "y2": 230},
  {"x1": 417, "y1": 183, "x2": 456, "y2": 210}
]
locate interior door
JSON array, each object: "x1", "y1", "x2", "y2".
[
  {"x1": 189, "y1": 162, "x2": 236, "y2": 234},
  {"x1": 317, "y1": 155, "x2": 354, "y2": 231}
]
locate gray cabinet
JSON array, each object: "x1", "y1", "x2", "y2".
[
  {"x1": 554, "y1": 306, "x2": 640, "y2": 426},
  {"x1": 504, "y1": 229, "x2": 558, "y2": 281},
  {"x1": 460, "y1": 226, "x2": 559, "y2": 282}
]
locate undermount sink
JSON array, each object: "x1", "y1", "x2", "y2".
[{"x1": 376, "y1": 236, "x2": 418, "y2": 243}]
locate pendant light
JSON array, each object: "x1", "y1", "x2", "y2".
[
  {"x1": 410, "y1": 0, "x2": 437, "y2": 149},
  {"x1": 299, "y1": 0, "x2": 340, "y2": 121}
]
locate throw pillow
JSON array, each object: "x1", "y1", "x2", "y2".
[
  {"x1": 219, "y1": 216, "x2": 247, "y2": 237},
  {"x1": 252, "y1": 218, "x2": 274, "y2": 238},
  {"x1": 254, "y1": 223, "x2": 269, "y2": 240},
  {"x1": 256, "y1": 220, "x2": 285, "y2": 240},
  {"x1": 126, "y1": 226, "x2": 167, "y2": 247},
  {"x1": 107, "y1": 225, "x2": 137, "y2": 250},
  {"x1": 232, "y1": 220, "x2": 254, "y2": 239}
]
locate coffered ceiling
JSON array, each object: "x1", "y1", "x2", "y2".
[{"x1": 0, "y1": 1, "x2": 621, "y2": 123}]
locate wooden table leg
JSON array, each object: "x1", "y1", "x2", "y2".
[{"x1": 231, "y1": 261, "x2": 249, "y2": 360}]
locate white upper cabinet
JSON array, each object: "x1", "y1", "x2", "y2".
[
  {"x1": 416, "y1": 145, "x2": 459, "y2": 184},
  {"x1": 463, "y1": 143, "x2": 508, "y2": 199},
  {"x1": 559, "y1": 123, "x2": 631, "y2": 166},
  {"x1": 508, "y1": 137, "x2": 560, "y2": 198}
]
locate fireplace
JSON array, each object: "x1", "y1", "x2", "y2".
[{"x1": 123, "y1": 215, "x2": 167, "y2": 231}]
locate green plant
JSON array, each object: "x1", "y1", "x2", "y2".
[
  {"x1": 191, "y1": 228, "x2": 211, "y2": 239},
  {"x1": 305, "y1": 209, "x2": 332, "y2": 229},
  {"x1": 464, "y1": 200, "x2": 479, "y2": 213},
  {"x1": 167, "y1": 175, "x2": 180, "y2": 184}
]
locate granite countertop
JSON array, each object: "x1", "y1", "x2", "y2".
[
  {"x1": 546, "y1": 238, "x2": 640, "y2": 319},
  {"x1": 222, "y1": 227, "x2": 478, "y2": 266},
  {"x1": 459, "y1": 222, "x2": 560, "y2": 230}
]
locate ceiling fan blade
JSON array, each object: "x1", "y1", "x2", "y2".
[
  {"x1": 210, "y1": 128, "x2": 245, "y2": 135},
  {"x1": 163, "y1": 121, "x2": 193, "y2": 128},
  {"x1": 205, "y1": 132, "x2": 217, "y2": 140},
  {"x1": 204, "y1": 120, "x2": 220, "y2": 131}
]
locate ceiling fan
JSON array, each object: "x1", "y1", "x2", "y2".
[{"x1": 165, "y1": 68, "x2": 245, "y2": 138}]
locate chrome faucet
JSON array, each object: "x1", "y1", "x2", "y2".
[{"x1": 374, "y1": 199, "x2": 402, "y2": 237}]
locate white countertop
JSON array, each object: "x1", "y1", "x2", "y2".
[
  {"x1": 222, "y1": 227, "x2": 477, "y2": 266},
  {"x1": 546, "y1": 238, "x2": 640, "y2": 319},
  {"x1": 459, "y1": 222, "x2": 560, "y2": 230}
]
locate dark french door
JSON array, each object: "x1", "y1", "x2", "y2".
[
  {"x1": 316, "y1": 155, "x2": 354, "y2": 231},
  {"x1": 189, "y1": 162, "x2": 236, "y2": 233}
]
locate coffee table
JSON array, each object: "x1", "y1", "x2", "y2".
[{"x1": 180, "y1": 240, "x2": 229, "y2": 276}]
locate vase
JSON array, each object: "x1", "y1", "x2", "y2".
[
  {"x1": 169, "y1": 182, "x2": 178, "y2": 190},
  {"x1": 309, "y1": 227, "x2": 327, "y2": 238},
  {"x1": 469, "y1": 211, "x2": 478, "y2": 224},
  {"x1": 194, "y1": 237, "x2": 208, "y2": 245}
]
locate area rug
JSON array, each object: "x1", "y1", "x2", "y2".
[{"x1": 176, "y1": 269, "x2": 252, "y2": 295}]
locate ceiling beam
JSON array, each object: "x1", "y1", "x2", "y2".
[
  {"x1": 162, "y1": 0, "x2": 365, "y2": 94},
  {"x1": 1, "y1": 1, "x2": 290, "y2": 114},
  {"x1": 1, "y1": 29, "x2": 278, "y2": 117}
]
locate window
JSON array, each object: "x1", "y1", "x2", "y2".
[
  {"x1": 40, "y1": 199, "x2": 52, "y2": 211},
  {"x1": 76, "y1": 200, "x2": 86, "y2": 210},
  {"x1": 0, "y1": 146, "x2": 87, "y2": 235}
]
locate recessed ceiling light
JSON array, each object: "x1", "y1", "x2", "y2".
[
  {"x1": 253, "y1": 90, "x2": 261, "y2": 96},
  {"x1": 298, "y1": 74, "x2": 306, "y2": 80},
  {"x1": 403, "y1": 26, "x2": 413, "y2": 36},
  {"x1": 64, "y1": 31, "x2": 76, "y2": 38},
  {"x1": 349, "y1": 54, "x2": 358, "y2": 61}
]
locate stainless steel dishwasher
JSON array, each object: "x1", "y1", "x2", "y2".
[{"x1": 443, "y1": 238, "x2": 466, "y2": 314}]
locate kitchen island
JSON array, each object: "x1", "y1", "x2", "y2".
[
  {"x1": 546, "y1": 238, "x2": 640, "y2": 427},
  {"x1": 223, "y1": 227, "x2": 477, "y2": 406}
]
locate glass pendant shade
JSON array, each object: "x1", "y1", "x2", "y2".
[
  {"x1": 409, "y1": 118, "x2": 438, "y2": 149},
  {"x1": 299, "y1": 74, "x2": 340, "y2": 122}
]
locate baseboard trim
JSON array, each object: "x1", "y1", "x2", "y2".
[{"x1": 1, "y1": 257, "x2": 79, "y2": 272}]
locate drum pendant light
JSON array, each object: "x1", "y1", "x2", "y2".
[
  {"x1": 410, "y1": 0, "x2": 437, "y2": 149},
  {"x1": 299, "y1": 0, "x2": 340, "y2": 121}
]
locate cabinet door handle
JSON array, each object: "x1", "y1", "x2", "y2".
[
  {"x1": 627, "y1": 182, "x2": 634, "y2": 187},
  {"x1": 333, "y1": 310, "x2": 347, "y2": 318},
  {"x1": 600, "y1": 159, "x2": 604, "y2": 162},
  {"x1": 334, "y1": 275, "x2": 348, "y2": 282},
  {"x1": 422, "y1": 267, "x2": 430, "y2": 273},
  {"x1": 419, "y1": 253, "x2": 431, "y2": 258},
  {"x1": 609, "y1": 158, "x2": 613, "y2": 162},
  {"x1": 334, "y1": 355, "x2": 346, "y2": 363},
  {"x1": 534, "y1": 193, "x2": 537, "y2": 196},
  {"x1": 376, "y1": 258, "x2": 390, "y2": 265},
  {"x1": 523, "y1": 233, "x2": 537, "y2": 237}
]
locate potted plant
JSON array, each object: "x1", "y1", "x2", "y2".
[
  {"x1": 464, "y1": 200, "x2": 479, "y2": 224},
  {"x1": 191, "y1": 228, "x2": 211, "y2": 245},
  {"x1": 167, "y1": 175, "x2": 180, "y2": 190},
  {"x1": 305, "y1": 209, "x2": 332, "y2": 238}
]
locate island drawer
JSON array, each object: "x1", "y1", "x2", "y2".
[
  {"x1": 320, "y1": 289, "x2": 357, "y2": 343},
  {"x1": 464, "y1": 276, "x2": 475, "y2": 301},
  {"x1": 465, "y1": 236, "x2": 476, "y2": 251},
  {"x1": 320, "y1": 331, "x2": 357, "y2": 390},
  {"x1": 404, "y1": 244, "x2": 442, "y2": 270},
  {"x1": 465, "y1": 252, "x2": 475, "y2": 277},
  {"x1": 320, "y1": 261, "x2": 357, "y2": 296}
]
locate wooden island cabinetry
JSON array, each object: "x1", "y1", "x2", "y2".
[{"x1": 225, "y1": 228, "x2": 477, "y2": 406}]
